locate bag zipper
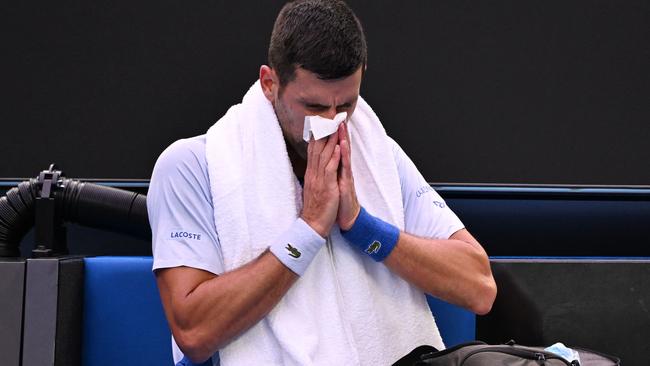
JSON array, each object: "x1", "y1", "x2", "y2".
[
  {"x1": 570, "y1": 345, "x2": 621, "y2": 365},
  {"x1": 459, "y1": 346, "x2": 573, "y2": 365},
  {"x1": 419, "y1": 341, "x2": 487, "y2": 360}
]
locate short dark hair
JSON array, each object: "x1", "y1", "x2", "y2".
[{"x1": 268, "y1": 0, "x2": 367, "y2": 85}]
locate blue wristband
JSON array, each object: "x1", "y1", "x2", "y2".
[{"x1": 340, "y1": 207, "x2": 400, "y2": 262}]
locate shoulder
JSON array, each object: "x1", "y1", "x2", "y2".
[
  {"x1": 153, "y1": 135, "x2": 207, "y2": 174},
  {"x1": 148, "y1": 135, "x2": 224, "y2": 275},
  {"x1": 386, "y1": 136, "x2": 404, "y2": 166},
  {"x1": 385, "y1": 136, "x2": 420, "y2": 190},
  {"x1": 384, "y1": 136, "x2": 465, "y2": 239},
  {"x1": 149, "y1": 135, "x2": 211, "y2": 202},
  {"x1": 151, "y1": 135, "x2": 208, "y2": 184}
]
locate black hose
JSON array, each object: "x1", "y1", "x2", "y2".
[
  {"x1": 0, "y1": 176, "x2": 150, "y2": 258},
  {"x1": 0, "y1": 181, "x2": 37, "y2": 257},
  {"x1": 60, "y1": 180, "x2": 150, "y2": 240}
]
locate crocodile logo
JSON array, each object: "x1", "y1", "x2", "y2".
[
  {"x1": 285, "y1": 243, "x2": 301, "y2": 259},
  {"x1": 365, "y1": 240, "x2": 381, "y2": 255}
]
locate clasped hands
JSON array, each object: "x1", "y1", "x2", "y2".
[{"x1": 300, "y1": 122, "x2": 361, "y2": 238}]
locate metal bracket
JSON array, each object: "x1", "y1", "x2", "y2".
[{"x1": 33, "y1": 164, "x2": 67, "y2": 258}]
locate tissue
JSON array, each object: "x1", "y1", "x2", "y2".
[{"x1": 302, "y1": 112, "x2": 347, "y2": 142}]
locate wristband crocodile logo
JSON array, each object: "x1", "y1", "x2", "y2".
[
  {"x1": 365, "y1": 240, "x2": 381, "y2": 255},
  {"x1": 285, "y1": 243, "x2": 301, "y2": 259}
]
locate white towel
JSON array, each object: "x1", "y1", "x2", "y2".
[{"x1": 206, "y1": 81, "x2": 443, "y2": 366}]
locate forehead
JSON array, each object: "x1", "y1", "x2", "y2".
[{"x1": 284, "y1": 67, "x2": 362, "y2": 102}]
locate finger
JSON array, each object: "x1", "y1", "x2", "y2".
[
  {"x1": 305, "y1": 136, "x2": 315, "y2": 175},
  {"x1": 310, "y1": 135, "x2": 327, "y2": 157},
  {"x1": 336, "y1": 125, "x2": 345, "y2": 177},
  {"x1": 341, "y1": 138, "x2": 352, "y2": 177},
  {"x1": 337, "y1": 124, "x2": 344, "y2": 146},
  {"x1": 325, "y1": 144, "x2": 341, "y2": 180},
  {"x1": 306, "y1": 135, "x2": 324, "y2": 172},
  {"x1": 318, "y1": 133, "x2": 339, "y2": 172},
  {"x1": 339, "y1": 122, "x2": 351, "y2": 152},
  {"x1": 339, "y1": 128, "x2": 352, "y2": 180}
]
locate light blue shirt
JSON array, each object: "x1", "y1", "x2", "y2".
[{"x1": 147, "y1": 134, "x2": 465, "y2": 364}]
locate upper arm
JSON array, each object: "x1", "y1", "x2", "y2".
[
  {"x1": 147, "y1": 136, "x2": 224, "y2": 275},
  {"x1": 449, "y1": 228, "x2": 483, "y2": 250},
  {"x1": 155, "y1": 266, "x2": 217, "y2": 330},
  {"x1": 156, "y1": 266, "x2": 217, "y2": 306}
]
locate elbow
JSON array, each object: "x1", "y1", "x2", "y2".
[
  {"x1": 174, "y1": 328, "x2": 217, "y2": 364},
  {"x1": 470, "y1": 275, "x2": 497, "y2": 315},
  {"x1": 468, "y1": 246, "x2": 497, "y2": 315}
]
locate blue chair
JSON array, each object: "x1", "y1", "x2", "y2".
[
  {"x1": 81, "y1": 256, "x2": 476, "y2": 366},
  {"x1": 426, "y1": 295, "x2": 476, "y2": 347},
  {"x1": 82, "y1": 257, "x2": 173, "y2": 366}
]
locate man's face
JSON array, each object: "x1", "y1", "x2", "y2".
[{"x1": 267, "y1": 67, "x2": 363, "y2": 160}]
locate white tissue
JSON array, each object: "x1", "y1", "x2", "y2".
[{"x1": 302, "y1": 112, "x2": 347, "y2": 142}]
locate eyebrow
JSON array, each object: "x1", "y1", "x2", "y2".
[{"x1": 300, "y1": 99, "x2": 354, "y2": 109}]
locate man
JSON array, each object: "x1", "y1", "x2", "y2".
[{"x1": 147, "y1": 1, "x2": 496, "y2": 365}]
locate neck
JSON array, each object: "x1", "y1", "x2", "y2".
[{"x1": 286, "y1": 141, "x2": 307, "y2": 179}]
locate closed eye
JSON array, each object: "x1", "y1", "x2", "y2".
[
  {"x1": 302, "y1": 100, "x2": 355, "y2": 113},
  {"x1": 305, "y1": 104, "x2": 329, "y2": 112},
  {"x1": 336, "y1": 103, "x2": 352, "y2": 112}
]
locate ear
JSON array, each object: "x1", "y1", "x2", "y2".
[{"x1": 259, "y1": 65, "x2": 277, "y2": 103}]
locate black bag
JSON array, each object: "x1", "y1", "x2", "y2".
[{"x1": 395, "y1": 341, "x2": 620, "y2": 366}]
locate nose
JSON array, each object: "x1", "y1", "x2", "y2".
[{"x1": 321, "y1": 108, "x2": 338, "y2": 120}]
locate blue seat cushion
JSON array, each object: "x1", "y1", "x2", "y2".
[
  {"x1": 81, "y1": 256, "x2": 475, "y2": 366},
  {"x1": 426, "y1": 295, "x2": 476, "y2": 347},
  {"x1": 82, "y1": 256, "x2": 173, "y2": 366}
]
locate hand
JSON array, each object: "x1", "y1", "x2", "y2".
[
  {"x1": 300, "y1": 133, "x2": 341, "y2": 238},
  {"x1": 337, "y1": 122, "x2": 361, "y2": 231}
]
